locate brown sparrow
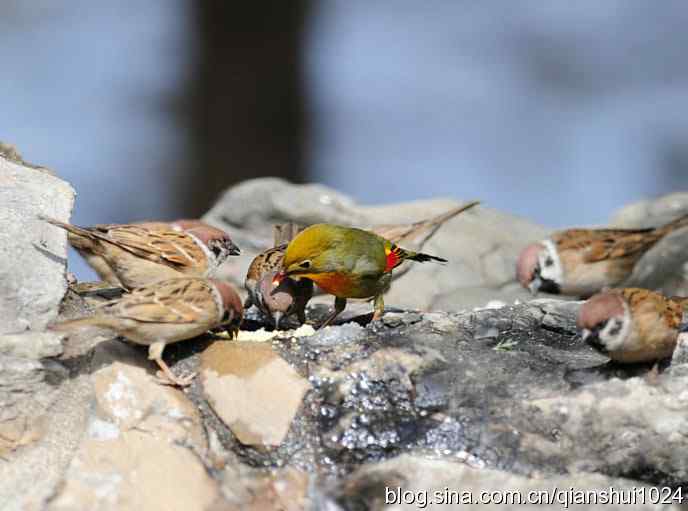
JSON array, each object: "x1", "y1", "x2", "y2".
[
  {"x1": 52, "y1": 277, "x2": 244, "y2": 386},
  {"x1": 244, "y1": 202, "x2": 479, "y2": 328},
  {"x1": 66, "y1": 219, "x2": 214, "y2": 285},
  {"x1": 41, "y1": 217, "x2": 240, "y2": 289},
  {"x1": 577, "y1": 288, "x2": 687, "y2": 363},
  {"x1": 517, "y1": 213, "x2": 688, "y2": 297},
  {"x1": 245, "y1": 223, "x2": 314, "y2": 327}
]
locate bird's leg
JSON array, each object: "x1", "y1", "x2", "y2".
[
  {"x1": 319, "y1": 297, "x2": 346, "y2": 329},
  {"x1": 296, "y1": 305, "x2": 307, "y2": 326},
  {"x1": 272, "y1": 311, "x2": 283, "y2": 330},
  {"x1": 243, "y1": 295, "x2": 253, "y2": 309},
  {"x1": 372, "y1": 294, "x2": 385, "y2": 321},
  {"x1": 148, "y1": 341, "x2": 195, "y2": 387}
]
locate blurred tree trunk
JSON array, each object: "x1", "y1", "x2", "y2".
[{"x1": 185, "y1": 1, "x2": 310, "y2": 216}]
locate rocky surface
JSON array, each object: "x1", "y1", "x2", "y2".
[
  {"x1": 3, "y1": 172, "x2": 688, "y2": 510},
  {"x1": 0, "y1": 146, "x2": 74, "y2": 333},
  {"x1": 612, "y1": 192, "x2": 688, "y2": 296}
]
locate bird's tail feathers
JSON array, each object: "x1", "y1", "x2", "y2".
[
  {"x1": 406, "y1": 251, "x2": 448, "y2": 264},
  {"x1": 39, "y1": 215, "x2": 92, "y2": 238},
  {"x1": 49, "y1": 316, "x2": 111, "y2": 332},
  {"x1": 658, "y1": 211, "x2": 688, "y2": 236}
]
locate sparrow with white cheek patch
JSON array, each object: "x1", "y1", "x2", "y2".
[
  {"x1": 51, "y1": 277, "x2": 243, "y2": 386},
  {"x1": 517, "y1": 213, "x2": 688, "y2": 297},
  {"x1": 41, "y1": 217, "x2": 240, "y2": 290},
  {"x1": 577, "y1": 288, "x2": 688, "y2": 363},
  {"x1": 244, "y1": 223, "x2": 314, "y2": 328},
  {"x1": 66, "y1": 219, "x2": 218, "y2": 286},
  {"x1": 256, "y1": 270, "x2": 314, "y2": 328}
]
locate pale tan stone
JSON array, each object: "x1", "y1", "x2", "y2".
[{"x1": 201, "y1": 342, "x2": 311, "y2": 446}]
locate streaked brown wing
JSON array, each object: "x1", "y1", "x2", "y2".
[
  {"x1": 553, "y1": 228, "x2": 657, "y2": 263},
  {"x1": 106, "y1": 226, "x2": 204, "y2": 269},
  {"x1": 106, "y1": 278, "x2": 215, "y2": 324}
]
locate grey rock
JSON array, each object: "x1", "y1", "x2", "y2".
[
  {"x1": 611, "y1": 192, "x2": 688, "y2": 229},
  {"x1": 0, "y1": 148, "x2": 75, "y2": 334},
  {"x1": 321, "y1": 455, "x2": 674, "y2": 510},
  {"x1": 0, "y1": 331, "x2": 64, "y2": 359},
  {"x1": 671, "y1": 322, "x2": 688, "y2": 368},
  {"x1": 205, "y1": 178, "x2": 549, "y2": 310},
  {"x1": 611, "y1": 193, "x2": 688, "y2": 296},
  {"x1": 190, "y1": 302, "x2": 684, "y2": 493}
]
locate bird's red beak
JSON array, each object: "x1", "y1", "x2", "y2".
[{"x1": 272, "y1": 271, "x2": 287, "y2": 286}]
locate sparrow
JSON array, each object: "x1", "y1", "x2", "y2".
[
  {"x1": 245, "y1": 202, "x2": 479, "y2": 328},
  {"x1": 517, "y1": 212, "x2": 688, "y2": 297},
  {"x1": 64, "y1": 219, "x2": 215, "y2": 286},
  {"x1": 256, "y1": 270, "x2": 314, "y2": 328},
  {"x1": 244, "y1": 223, "x2": 313, "y2": 328},
  {"x1": 273, "y1": 224, "x2": 447, "y2": 328},
  {"x1": 52, "y1": 277, "x2": 244, "y2": 386},
  {"x1": 577, "y1": 288, "x2": 688, "y2": 363},
  {"x1": 41, "y1": 217, "x2": 240, "y2": 289}
]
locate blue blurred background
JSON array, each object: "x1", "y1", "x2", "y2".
[{"x1": 1, "y1": 1, "x2": 687, "y2": 278}]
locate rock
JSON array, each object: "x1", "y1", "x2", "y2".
[
  {"x1": 218, "y1": 466, "x2": 311, "y2": 511},
  {"x1": 611, "y1": 192, "x2": 688, "y2": 229},
  {"x1": 204, "y1": 178, "x2": 549, "y2": 310},
  {"x1": 207, "y1": 303, "x2": 687, "y2": 491},
  {"x1": 200, "y1": 341, "x2": 311, "y2": 447},
  {"x1": 321, "y1": 454, "x2": 669, "y2": 511},
  {"x1": 5, "y1": 173, "x2": 688, "y2": 510},
  {"x1": 611, "y1": 193, "x2": 688, "y2": 295},
  {"x1": 0, "y1": 147, "x2": 74, "y2": 334},
  {"x1": 0, "y1": 331, "x2": 64, "y2": 359},
  {"x1": 530, "y1": 373, "x2": 688, "y2": 484},
  {"x1": 671, "y1": 330, "x2": 688, "y2": 368},
  {"x1": 50, "y1": 340, "x2": 217, "y2": 511},
  {"x1": 0, "y1": 372, "x2": 92, "y2": 510}
]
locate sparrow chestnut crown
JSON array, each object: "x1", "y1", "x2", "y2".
[
  {"x1": 516, "y1": 242, "x2": 543, "y2": 286},
  {"x1": 576, "y1": 292, "x2": 625, "y2": 330}
]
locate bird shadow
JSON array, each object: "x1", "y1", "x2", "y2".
[{"x1": 564, "y1": 358, "x2": 670, "y2": 389}]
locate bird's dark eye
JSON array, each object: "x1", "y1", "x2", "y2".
[
  {"x1": 222, "y1": 310, "x2": 231, "y2": 323},
  {"x1": 299, "y1": 260, "x2": 311, "y2": 269},
  {"x1": 210, "y1": 241, "x2": 223, "y2": 256},
  {"x1": 544, "y1": 256, "x2": 554, "y2": 267}
]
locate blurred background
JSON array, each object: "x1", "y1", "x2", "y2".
[{"x1": 1, "y1": 1, "x2": 687, "y2": 279}]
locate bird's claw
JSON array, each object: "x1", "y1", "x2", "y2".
[{"x1": 155, "y1": 370, "x2": 196, "y2": 387}]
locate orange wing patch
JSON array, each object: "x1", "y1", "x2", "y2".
[{"x1": 305, "y1": 272, "x2": 354, "y2": 297}]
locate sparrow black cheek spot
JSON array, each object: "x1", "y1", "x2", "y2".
[
  {"x1": 606, "y1": 318, "x2": 622, "y2": 337},
  {"x1": 538, "y1": 278, "x2": 560, "y2": 294}
]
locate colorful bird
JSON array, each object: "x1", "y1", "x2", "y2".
[
  {"x1": 246, "y1": 202, "x2": 479, "y2": 328},
  {"x1": 273, "y1": 224, "x2": 448, "y2": 327}
]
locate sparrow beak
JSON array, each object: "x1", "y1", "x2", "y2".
[
  {"x1": 272, "y1": 311, "x2": 283, "y2": 329},
  {"x1": 228, "y1": 241, "x2": 241, "y2": 256},
  {"x1": 272, "y1": 271, "x2": 287, "y2": 287},
  {"x1": 582, "y1": 326, "x2": 607, "y2": 353},
  {"x1": 528, "y1": 277, "x2": 542, "y2": 296}
]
